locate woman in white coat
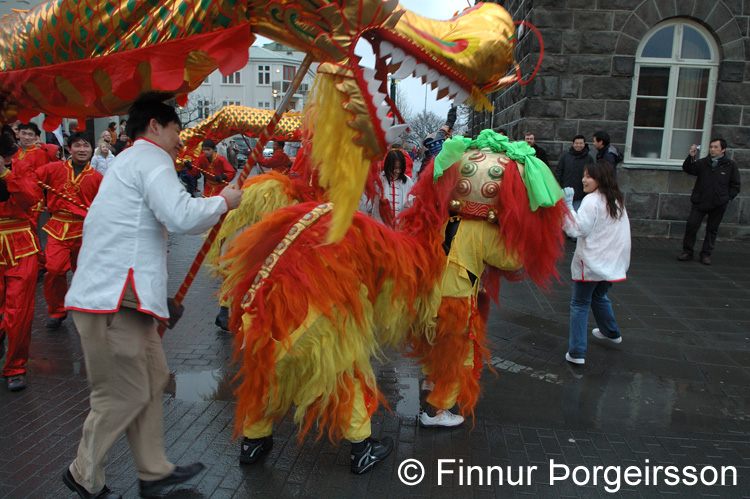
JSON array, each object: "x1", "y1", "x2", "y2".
[
  {"x1": 562, "y1": 159, "x2": 631, "y2": 365},
  {"x1": 359, "y1": 150, "x2": 414, "y2": 227}
]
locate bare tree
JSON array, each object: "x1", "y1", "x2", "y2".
[
  {"x1": 178, "y1": 91, "x2": 220, "y2": 128},
  {"x1": 402, "y1": 110, "x2": 443, "y2": 148}
]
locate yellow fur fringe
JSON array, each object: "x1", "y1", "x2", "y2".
[{"x1": 306, "y1": 74, "x2": 372, "y2": 243}]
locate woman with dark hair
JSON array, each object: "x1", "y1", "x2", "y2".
[
  {"x1": 360, "y1": 149, "x2": 414, "y2": 226},
  {"x1": 562, "y1": 159, "x2": 631, "y2": 365}
]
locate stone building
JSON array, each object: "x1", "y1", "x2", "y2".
[{"x1": 474, "y1": 0, "x2": 749, "y2": 240}]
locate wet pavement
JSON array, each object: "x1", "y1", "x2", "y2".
[{"x1": 1, "y1": 233, "x2": 749, "y2": 498}]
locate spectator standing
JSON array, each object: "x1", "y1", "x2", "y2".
[
  {"x1": 113, "y1": 131, "x2": 129, "y2": 155},
  {"x1": 524, "y1": 131, "x2": 549, "y2": 167},
  {"x1": 554, "y1": 135, "x2": 594, "y2": 211},
  {"x1": 62, "y1": 92, "x2": 242, "y2": 499},
  {"x1": 592, "y1": 131, "x2": 623, "y2": 174},
  {"x1": 92, "y1": 138, "x2": 116, "y2": 176},
  {"x1": 227, "y1": 140, "x2": 238, "y2": 169},
  {"x1": 0, "y1": 126, "x2": 42, "y2": 392},
  {"x1": 216, "y1": 139, "x2": 228, "y2": 159},
  {"x1": 562, "y1": 160, "x2": 631, "y2": 365},
  {"x1": 37, "y1": 133, "x2": 103, "y2": 329},
  {"x1": 106, "y1": 122, "x2": 117, "y2": 146},
  {"x1": 678, "y1": 139, "x2": 741, "y2": 265},
  {"x1": 389, "y1": 140, "x2": 414, "y2": 177}
]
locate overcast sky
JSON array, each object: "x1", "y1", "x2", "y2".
[{"x1": 253, "y1": 0, "x2": 477, "y2": 121}]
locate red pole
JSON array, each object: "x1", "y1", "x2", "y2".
[{"x1": 159, "y1": 53, "x2": 314, "y2": 336}]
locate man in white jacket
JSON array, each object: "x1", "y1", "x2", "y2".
[{"x1": 62, "y1": 92, "x2": 242, "y2": 499}]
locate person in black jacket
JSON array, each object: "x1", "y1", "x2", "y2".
[
  {"x1": 524, "y1": 131, "x2": 549, "y2": 167},
  {"x1": 593, "y1": 131, "x2": 623, "y2": 176},
  {"x1": 554, "y1": 135, "x2": 595, "y2": 211},
  {"x1": 678, "y1": 138, "x2": 741, "y2": 265}
]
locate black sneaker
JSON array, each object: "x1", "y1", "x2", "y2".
[
  {"x1": 7, "y1": 374, "x2": 26, "y2": 392},
  {"x1": 214, "y1": 306, "x2": 229, "y2": 331},
  {"x1": 46, "y1": 316, "x2": 66, "y2": 328},
  {"x1": 350, "y1": 436, "x2": 394, "y2": 474},
  {"x1": 239, "y1": 435, "x2": 273, "y2": 465}
]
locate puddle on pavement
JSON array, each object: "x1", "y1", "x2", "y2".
[
  {"x1": 395, "y1": 377, "x2": 420, "y2": 418},
  {"x1": 168, "y1": 369, "x2": 235, "y2": 402}
]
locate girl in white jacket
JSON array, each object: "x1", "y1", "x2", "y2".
[
  {"x1": 359, "y1": 150, "x2": 414, "y2": 227},
  {"x1": 562, "y1": 159, "x2": 631, "y2": 365}
]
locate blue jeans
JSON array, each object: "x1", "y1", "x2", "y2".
[{"x1": 568, "y1": 281, "x2": 620, "y2": 358}]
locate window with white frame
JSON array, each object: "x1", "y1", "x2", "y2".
[
  {"x1": 197, "y1": 100, "x2": 211, "y2": 119},
  {"x1": 222, "y1": 100, "x2": 242, "y2": 107},
  {"x1": 282, "y1": 65, "x2": 296, "y2": 92},
  {"x1": 222, "y1": 71, "x2": 241, "y2": 84},
  {"x1": 258, "y1": 65, "x2": 270, "y2": 85},
  {"x1": 626, "y1": 20, "x2": 719, "y2": 164}
]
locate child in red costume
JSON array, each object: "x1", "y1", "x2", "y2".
[
  {"x1": 36, "y1": 132, "x2": 102, "y2": 328},
  {"x1": 0, "y1": 125, "x2": 43, "y2": 392}
]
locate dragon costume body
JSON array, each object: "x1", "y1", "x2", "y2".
[{"x1": 0, "y1": 0, "x2": 559, "y2": 472}]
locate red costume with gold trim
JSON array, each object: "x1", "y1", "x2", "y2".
[
  {"x1": 13, "y1": 143, "x2": 55, "y2": 265},
  {"x1": 189, "y1": 154, "x2": 235, "y2": 198},
  {"x1": 0, "y1": 159, "x2": 42, "y2": 377},
  {"x1": 36, "y1": 161, "x2": 102, "y2": 319}
]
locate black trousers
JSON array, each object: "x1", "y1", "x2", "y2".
[{"x1": 682, "y1": 203, "x2": 728, "y2": 258}]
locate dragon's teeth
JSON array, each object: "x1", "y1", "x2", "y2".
[
  {"x1": 425, "y1": 69, "x2": 439, "y2": 83},
  {"x1": 372, "y1": 91, "x2": 387, "y2": 106},
  {"x1": 391, "y1": 47, "x2": 405, "y2": 64},
  {"x1": 376, "y1": 104, "x2": 389, "y2": 120},
  {"x1": 362, "y1": 68, "x2": 376, "y2": 81},
  {"x1": 367, "y1": 77, "x2": 381, "y2": 97},
  {"x1": 413, "y1": 63, "x2": 428, "y2": 78},
  {"x1": 436, "y1": 87, "x2": 450, "y2": 100},
  {"x1": 380, "y1": 40, "x2": 394, "y2": 56},
  {"x1": 385, "y1": 124, "x2": 408, "y2": 143},
  {"x1": 437, "y1": 75, "x2": 451, "y2": 91},
  {"x1": 449, "y1": 81, "x2": 461, "y2": 96},
  {"x1": 392, "y1": 56, "x2": 416, "y2": 79},
  {"x1": 454, "y1": 89, "x2": 469, "y2": 105}
]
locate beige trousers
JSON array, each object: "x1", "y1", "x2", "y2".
[{"x1": 69, "y1": 308, "x2": 175, "y2": 493}]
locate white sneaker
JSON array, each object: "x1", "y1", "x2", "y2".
[
  {"x1": 418, "y1": 409, "x2": 464, "y2": 428},
  {"x1": 565, "y1": 352, "x2": 585, "y2": 365},
  {"x1": 592, "y1": 328, "x2": 622, "y2": 344}
]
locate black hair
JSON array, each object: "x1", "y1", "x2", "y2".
[
  {"x1": 125, "y1": 91, "x2": 181, "y2": 142},
  {"x1": 202, "y1": 139, "x2": 216, "y2": 149},
  {"x1": 573, "y1": 134, "x2": 586, "y2": 142},
  {"x1": 585, "y1": 159, "x2": 624, "y2": 220},
  {"x1": 17, "y1": 122, "x2": 41, "y2": 136},
  {"x1": 108, "y1": 121, "x2": 117, "y2": 128},
  {"x1": 67, "y1": 131, "x2": 92, "y2": 149},
  {"x1": 710, "y1": 137, "x2": 727, "y2": 150},
  {"x1": 275, "y1": 141, "x2": 285, "y2": 148},
  {"x1": 0, "y1": 125, "x2": 19, "y2": 157},
  {"x1": 383, "y1": 150, "x2": 407, "y2": 184},
  {"x1": 593, "y1": 131, "x2": 610, "y2": 146}
]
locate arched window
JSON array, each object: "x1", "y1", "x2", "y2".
[{"x1": 626, "y1": 20, "x2": 719, "y2": 165}]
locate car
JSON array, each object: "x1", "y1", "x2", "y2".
[{"x1": 262, "y1": 148, "x2": 273, "y2": 158}]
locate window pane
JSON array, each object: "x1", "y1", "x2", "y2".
[
  {"x1": 641, "y1": 26, "x2": 674, "y2": 58},
  {"x1": 631, "y1": 129, "x2": 664, "y2": 158},
  {"x1": 670, "y1": 130, "x2": 702, "y2": 159},
  {"x1": 677, "y1": 68, "x2": 709, "y2": 98},
  {"x1": 637, "y1": 67, "x2": 670, "y2": 96},
  {"x1": 681, "y1": 26, "x2": 711, "y2": 60},
  {"x1": 673, "y1": 99, "x2": 706, "y2": 129},
  {"x1": 634, "y1": 98, "x2": 667, "y2": 127}
]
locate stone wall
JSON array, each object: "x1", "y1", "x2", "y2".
[{"x1": 473, "y1": 0, "x2": 750, "y2": 240}]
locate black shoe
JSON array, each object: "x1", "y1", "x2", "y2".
[
  {"x1": 139, "y1": 462, "x2": 205, "y2": 498},
  {"x1": 677, "y1": 253, "x2": 692, "y2": 261},
  {"x1": 239, "y1": 435, "x2": 273, "y2": 465},
  {"x1": 701, "y1": 256, "x2": 711, "y2": 265},
  {"x1": 7, "y1": 374, "x2": 26, "y2": 392},
  {"x1": 350, "y1": 436, "x2": 394, "y2": 474},
  {"x1": 62, "y1": 468, "x2": 121, "y2": 498},
  {"x1": 214, "y1": 306, "x2": 229, "y2": 331},
  {"x1": 46, "y1": 316, "x2": 66, "y2": 328}
]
